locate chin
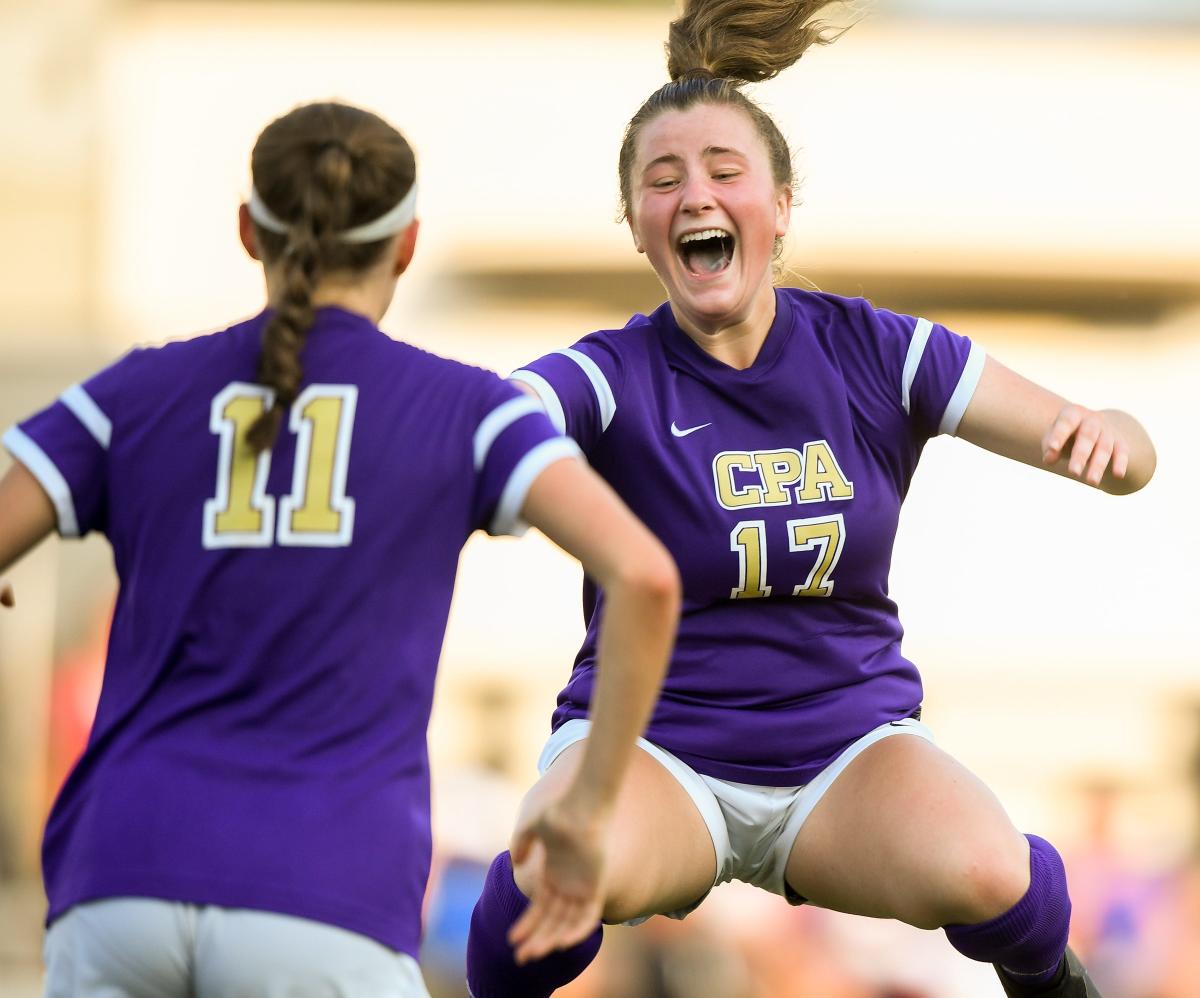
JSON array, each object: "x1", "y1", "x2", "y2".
[{"x1": 675, "y1": 285, "x2": 746, "y2": 323}]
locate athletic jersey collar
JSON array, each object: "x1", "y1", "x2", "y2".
[
  {"x1": 652, "y1": 288, "x2": 794, "y2": 382},
  {"x1": 254, "y1": 305, "x2": 381, "y2": 335}
]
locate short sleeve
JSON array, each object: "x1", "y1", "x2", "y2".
[
  {"x1": 509, "y1": 334, "x2": 624, "y2": 455},
  {"x1": 2, "y1": 350, "x2": 143, "y2": 537},
  {"x1": 852, "y1": 303, "x2": 986, "y2": 439},
  {"x1": 470, "y1": 377, "x2": 581, "y2": 537}
]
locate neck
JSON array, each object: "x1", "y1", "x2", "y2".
[
  {"x1": 309, "y1": 281, "x2": 395, "y2": 325},
  {"x1": 671, "y1": 283, "x2": 777, "y2": 371},
  {"x1": 263, "y1": 270, "x2": 397, "y2": 326}
]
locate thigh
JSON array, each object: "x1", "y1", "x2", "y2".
[
  {"x1": 193, "y1": 907, "x2": 427, "y2": 998},
  {"x1": 784, "y1": 734, "x2": 1030, "y2": 930},
  {"x1": 513, "y1": 740, "x2": 718, "y2": 925},
  {"x1": 43, "y1": 898, "x2": 192, "y2": 998}
]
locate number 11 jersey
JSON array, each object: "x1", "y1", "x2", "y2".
[{"x1": 4, "y1": 306, "x2": 573, "y2": 957}]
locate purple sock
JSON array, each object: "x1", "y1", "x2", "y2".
[
  {"x1": 466, "y1": 851, "x2": 603, "y2": 998},
  {"x1": 943, "y1": 834, "x2": 1071, "y2": 988}
]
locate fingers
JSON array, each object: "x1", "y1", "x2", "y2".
[
  {"x1": 510, "y1": 827, "x2": 534, "y2": 866},
  {"x1": 1067, "y1": 418, "x2": 1101, "y2": 479},
  {"x1": 1042, "y1": 406, "x2": 1082, "y2": 465},
  {"x1": 1081, "y1": 433, "x2": 1114, "y2": 486},
  {"x1": 1045, "y1": 407, "x2": 1128, "y2": 488},
  {"x1": 1111, "y1": 439, "x2": 1129, "y2": 480},
  {"x1": 510, "y1": 889, "x2": 600, "y2": 965}
]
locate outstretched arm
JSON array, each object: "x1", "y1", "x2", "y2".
[
  {"x1": 955, "y1": 355, "x2": 1156, "y2": 495},
  {"x1": 506, "y1": 455, "x2": 680, "y2": 964},
  {"x1": 0, "y1": 461, "x2": 57, "y2": 607}
]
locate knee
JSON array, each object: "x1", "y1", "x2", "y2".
[{"x1": 930, "y1": 835, "x2": 1031, "y2": 928}]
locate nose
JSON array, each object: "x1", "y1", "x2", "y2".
[{"x1": 679, "y1": 174, "x2": 715, "y2": 215}]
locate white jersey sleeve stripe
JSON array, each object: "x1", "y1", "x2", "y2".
[
  {"x1": 939, "y1": 342, "x2": 987, "y2": 436},
  {"x1": 490, "y1": 437, "x2": 583, "y2": 537},
  {"x1": 473, "y1": 396, "x2": 544, "y2": 471},
  {"x1": 556, "y1": 348, "x2": 616, "y2": 432},
  {"x1": 900, "y1": 317, "x2": 934, "y2": 415},
  {"x1": 2, "y1": 426, "x2": 80, "y2": 537},
  {"x1": 60, "y1": 384, "x2": 112, "y2": 449},
  {"x1": 508, "y1": 371, "x2": 566, "y2": 434}
]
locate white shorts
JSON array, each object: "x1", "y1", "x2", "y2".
[
  {"x1": 43, "y1": 898, "x2": 430, "y2": 998},
  {"x1": 539, "y1": 716, "x2": 934, "y2": 922}
]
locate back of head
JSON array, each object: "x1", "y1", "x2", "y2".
[
  {"x1": 246, "y1": 102, "x2": 416, "y2": 452},
  {"x1": 619, "y1": 0, "x2": 851, "y2": 220}
]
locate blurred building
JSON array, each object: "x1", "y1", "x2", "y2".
[{"x1": 1, "y1": 2, "x2": 1197, "y2": 995}]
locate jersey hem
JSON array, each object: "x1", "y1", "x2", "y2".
[
  {"x1": 550, "y1": 707, "x2": 923, "y2": 788},
  {"x1": 45, "y1": 872, "x2": 420, "y2": 959}
]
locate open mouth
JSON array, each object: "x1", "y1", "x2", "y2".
[{"x1": 678, "y1": 228, "x2": 735, "y2": 277}]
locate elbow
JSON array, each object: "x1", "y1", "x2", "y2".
[
  {"x1": 640, "y1": 548, "x2": 683, "y2": 613},
  {"x1": 615, "y1": 542, "x2": 681, "y2": 613}
]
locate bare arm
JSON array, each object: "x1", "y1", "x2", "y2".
[
  {"x1": 0, "y1": 461, "x2": 58, "y2": 607},
  {"x1": 955, "y1": 355, "x2": 1156, "y2": 495},
  {"x1": 506, "y1": 454, "x2": 680, "y2": 962}
]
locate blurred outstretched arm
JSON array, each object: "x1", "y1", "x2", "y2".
[{"x1": 0, "y1": 461, "x2": 57, "y2": 607}]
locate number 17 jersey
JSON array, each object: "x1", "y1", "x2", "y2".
[{"x1": 514, "y1": 288, "x2": 984, "y2": 787}]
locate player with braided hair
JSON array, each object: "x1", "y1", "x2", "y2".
[
  {"x1": 466, "y1": 3, "x2": 1155, "y2": 996},
  {"x1": 0, "y1": 100, "x2": 680, "y2": 996}
]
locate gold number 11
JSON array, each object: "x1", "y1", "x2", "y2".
[{"x1": 202, "y1": 382, "x2": 358, "y2": 549}]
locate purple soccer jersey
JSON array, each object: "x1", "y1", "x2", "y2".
[
  {"x1": 3, "y1": 306, "x2": 575, "y2": 957},
  {"x1": 514, "y1": 288, "x2": 984, "y2": 787}
]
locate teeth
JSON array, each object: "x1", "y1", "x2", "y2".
[{"x1": 679, "y1": 228, "x2": 731, "y2": 244}]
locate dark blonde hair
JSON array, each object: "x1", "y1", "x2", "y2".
[
  {"x1": 617, "y1": 0, "x2": 850, "y2": 222},
  {"x1": 246, "y1": 101, "x2": 416, "y2": 452}
]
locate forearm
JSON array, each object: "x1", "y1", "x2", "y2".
[
  {"x1": 0, "y1": 462, "x2": 56, "y2": 575},
  {"x1": 957, "y1": 356, "x2": 1156, "y2": 496},
  {"x1": 563, "y1": 567, "x2": 679, "y2": 816},
  {"x1": 519, "y1": 454, "x2": 680, "y2": 817}
]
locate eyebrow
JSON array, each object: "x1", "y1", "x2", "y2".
[{"x1": 641, "y1": 146, "x2": 749, "y2": 174}]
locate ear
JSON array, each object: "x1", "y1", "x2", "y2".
[
  {"x1": 774, "y1": 187, "x2": 792, "y2": 240},
  {"x1": 393, "y1": 218, "x2": 421, "y2": 275},
  {"x1": 238, "y1": 202, "x2": 262, "y2": 261},
  {"x1": 627, "y1": 216, "x2": 646, "y2": 255}
]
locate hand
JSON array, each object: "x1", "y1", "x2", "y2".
[
  {"x1": 1042, "y1": 405, "x2": 1129, "y2": 487},
  {"x1": 0, "y1": 580, "x2": 13, "y2": 608},
  {"x1": 508, "y1": 796, "x2": 607, "y2": 965}
]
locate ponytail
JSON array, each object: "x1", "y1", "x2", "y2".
[
  {"x1": 244, "y1": 103, "x2": 416, "y2": 452},
  {"x1": 666, "y1": 0, "x2": 847, "y2": 83},
  {"x1": 618, "y1": 1, "x2": 853, "y2": 222}
]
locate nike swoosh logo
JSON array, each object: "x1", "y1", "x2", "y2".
[{"x1": 670, "y1": 421, "x2": 712, "y2": 438}]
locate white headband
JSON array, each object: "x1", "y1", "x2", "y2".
[{"x1": 247, "y1": 183, "x2": 417, "y2": 244}]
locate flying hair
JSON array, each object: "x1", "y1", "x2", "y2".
[
  {"x1": 666, "y1": 0, "x2": 849, "y2": 83},
  {"x1": 618, "y1": 0, "x2": 854, "y2": 224}
]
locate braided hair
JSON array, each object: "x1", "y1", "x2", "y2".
[{"x1": 245, "y1": 102, "x2": 416, "y2": 452}]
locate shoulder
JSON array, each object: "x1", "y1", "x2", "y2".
[
  {"x1": 779, "y1": 287, "x2": 901, "y2": 336},
  {"x1": 581, "y1": 310, "x2": 660, "y2": 349}
]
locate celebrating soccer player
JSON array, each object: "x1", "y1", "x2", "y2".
[
  {"x1": 0, "y1": 100, "x2": 679, "y2": 997},
  {"x1": 465, "y1": 3, "x2": 1155, "y2": 997}
]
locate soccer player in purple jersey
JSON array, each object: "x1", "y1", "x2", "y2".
[
  {"x1": 0, "y1": 101, "x2": 682, "y2": 997},
  {"x1": 465, "y1": 3, "x2": 1157, "y2": 997}
]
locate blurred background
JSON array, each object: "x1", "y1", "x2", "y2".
[{"x1": 1, "y1": 1, "x2": 1198, "y2": 995}]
